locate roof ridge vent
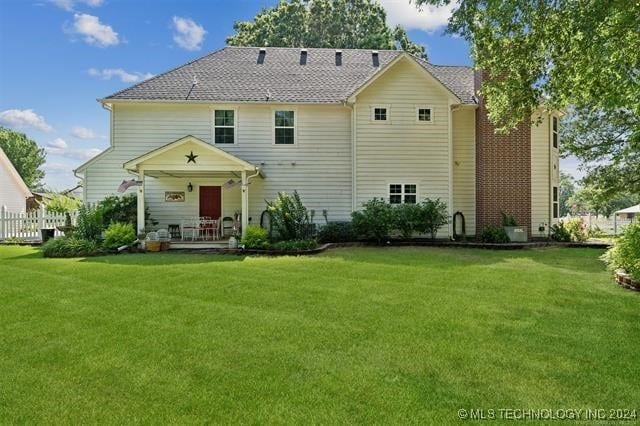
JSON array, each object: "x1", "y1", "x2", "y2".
[
  {"x1": 372, "y1": 50, "x2": 379, "y2": 67},
  {"x1": 300, "y1": 48, "x2": 308, "y2": 65}
]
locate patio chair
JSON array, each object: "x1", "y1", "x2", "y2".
[{"x1": 181, "y1": 219, "x2": 199, "y2": 241}]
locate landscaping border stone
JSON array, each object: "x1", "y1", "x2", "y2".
[{"x1": 614, "y1": 270, "x2": 640, "y2": 292}]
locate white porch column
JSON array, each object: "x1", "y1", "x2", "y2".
[
  {"x1": 137, "y1": 169, "x2": 145, "y2": 233},
  {"x1": 241, "y1": 170, "x2": 248, "y2": 237}
]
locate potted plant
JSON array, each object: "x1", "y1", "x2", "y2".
[{"x1": 501, "y1": 212, "x2": 527, "y2": 242}]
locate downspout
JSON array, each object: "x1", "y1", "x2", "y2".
[
  {"x1": 448, "y1": 102, "x2": 454, "y2": 239},
  {"x1": 343, "y1": 100, "x2": 357, "y2": 213}
]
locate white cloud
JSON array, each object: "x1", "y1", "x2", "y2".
[
  {"x1": 46, "y1": 145, "x2": 102, "y2": 161},
  {"x1": 44, "y1": 162, "x2": 73, "y2": 174},
  {"x1": 0, "y1": 109, "x2": 53, "y2": 132},
  {"x1": 70, "y1": 13, "x2": 119, "y2": 47},
  {"x1": 70, "y1": 125, "x2": 100, "y2": 139},
  {"x1": 88, "y1": 67, "x2": 154, "y2": 83},
  {"x1": 379, "y1": 0, "x2": 456, "y2": 33},
  {"x1": 47, "y1": 138, "x2": 68, "y2": 149},
  {"x1": 171, "y1": 16, "x2": 206, "y2": 51},
  {"x1": 51, "y1": 0, "x2": 103, "y2": 11}
]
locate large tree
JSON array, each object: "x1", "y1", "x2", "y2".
[
  {"x1": 227, "y1": 0, "x2": 427, "y2": 58},
  {"x1": 415, "y1": 0, "x2": 639, "y2": 194},
  {"x1": 559, "y1": 171, "x2": 575, "y2": 217},
  {"x1": 0, "y1": 126, "x2": 46, "y2": 190}
]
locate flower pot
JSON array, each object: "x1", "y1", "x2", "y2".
[{"x1": 146, "y1": 241, "x2": 161, "y2": 252}]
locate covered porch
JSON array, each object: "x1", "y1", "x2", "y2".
[{"x1": 123, "y1": 135, "x2": 262, "y2": 238}]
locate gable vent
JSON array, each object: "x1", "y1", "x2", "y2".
[
  {"x1": 372, "y1": 50, "x2": 379, "y2": 67},
  {"x1": 335, "y1": 49, "x2": 342, "y2": 66},
  {"x1": 257, "y1": 47, "x2": 266, "y2": 64},
  {"x1": 300, "y1": 48, "x2": 308, "y2": 65}
]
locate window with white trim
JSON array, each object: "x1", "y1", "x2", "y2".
[
  {"x1": 389, "y1": 184, "x2": 417, "y2": 204},
  {"x1": 552, "y1": 116, "x2": 558, "y2": 149},
  {"x1": 214, "y1": 110, "x2": 235, "y2": 144},
  {"x1": 553, "y1": 186, "x2": 559, "y2": 218},
  {"x1": 417, "y1": 107, "x2": 432, "y2": 122},
  {"x1": 274, "y1": 110, "x2": 295, "y2": 144},
  {"x1": 374, "y1": 107, "x2": 387, "y2": 121}
]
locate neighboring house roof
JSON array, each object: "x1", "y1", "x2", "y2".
[
  {"x1": 616, "y1": 204, "x2": 640, "y2": 214},
  {"x1": 102, "y1": 47, "x2": 475, "y2": 105},
  {"x1": 0, "y1": 147, "x2": 31, "y2": 198}
]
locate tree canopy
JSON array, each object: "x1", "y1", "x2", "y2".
[
  {"x1": 415, "y1": 0, "x2": 639, "y2": 195},
  {"x1": 227, "y1": 0, "x2": 427, "y2": 58},
  {"x1": 0, "y1": 126, "x2": 46, "y2": 190}
]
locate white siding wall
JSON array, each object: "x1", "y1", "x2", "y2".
[
  {"x1": 84, "y1": 103, "x2": 352, "y2": 228},
  {"x1": 452, "y1": 108, "x2": 476, "y2": 235},
  {"x1": 530, "y1": 111, "x2": 552, "y2": 237},
  {"x1": 0, "y1": 161, "x2": 28, "y2": 213},
  {"x1": 354, "y1": 57, "x2": 456, "y2": 236}
]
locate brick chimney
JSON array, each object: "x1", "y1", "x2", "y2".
[{"x1": 475, "y1": 70, "x2": 532, "y2": 238}]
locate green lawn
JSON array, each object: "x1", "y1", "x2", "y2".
[{"x1": 1, "y1": 246, "x2": 638, "y2": 423}]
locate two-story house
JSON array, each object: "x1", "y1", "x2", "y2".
[{"x1": 75, "y1": 47, "x2": 560, "y2": 239}]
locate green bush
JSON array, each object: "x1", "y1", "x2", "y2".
[
  {"x1": 272, "y1": 239, "x2": 317, "y2": 251},
  {"x1": 416, "y1": 198, "x2": 449, "y2": 239},
  {"x1": 42, "y1": 237, "x2": 100, "y2": 258},
  {"x1": 392, "y1": 203, "x2": 421, "y2": 239},
  {"x1": 97, "y1": 194, "x2": 156, "y2": 229},
  {"x1": 241, "y1": 225, "x2": 270, "y2": 249},
  {"x1": 563, "y1": 217, "x2": 587, "y2": 242},
  {"x1": 75, "y1": 204, "x2": 103, "y2": 241},
  {"x1": 46, "y1": 194, "x2": 80, "y2": 215},
  {"x1": 351, "y1": 198, "x2": 394, "y2": 243},
  {"x1": 266, "y1": 191, "x2": 312, "y2": 241},
  {"x1": 103, "y1": 222, "x2": 137, "y2": 250},
  {"x1": 501, "y1": 212, "x2": 518, "y2": 226},
  {"x1": 317, "y1": 222, "x2": 354, "y2": 243},
  {"x1": 550, "y1": 222, "x2": 571, "y2": 242},
  {"x1": 479, "y1": 225, "x2": 510, "y2": 243},
  {"x1": 601, "y1": 222, "x2": 640, "y2": 280}
]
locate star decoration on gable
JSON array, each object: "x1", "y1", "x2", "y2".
[{"x1": 185, "y1": 151, "x2": 198, "y2": 164}]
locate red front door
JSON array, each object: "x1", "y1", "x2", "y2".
[{"x1": 199, "y1": 186, "x2": 221, "y2": 218}]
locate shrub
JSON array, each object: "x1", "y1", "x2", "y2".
[
  {"x1": 272, "y1": 239, "x2": 317, "y2": 251},
  {"x1": 501, "y1": 212, "x2": 518, "y2": 226},
  {"x1": 563, "y1": 217, "x2": 587, "y2": 242},
  {"x1": 392, "y1": 203, "x2": 421, "y2": 239},
  {"x1": 241, "y1": 225, "x2": 270, "y2": 249},
  {"x1": 351, "y1": 198, "x2": 394, "y2": 243},
  {"x1": 75, "y1": 204, "x2": 103, "y2": 241},
  {"x1": 479, "y1": 225, "x2": 510, "y2": 243},
  {"x1": 317, "y1": 221, "x2": 354, "y2": 243},
  {"x1": 416, "y1": 198, "x2": 449, "y2": 239},
  {"x1": 601, "y1": 222, "x2": 640, "y2": 280},
  {"x1": 103, "y1": 222, "x2": 137, "y2": 250},
  {"x1": 550, "y1": 222, "x2": 571, "y2": 242},
  {"x1": 266, "y1": 191, "x2": 311, "y2": 241},
  {"x1": 46, "y1": 194, "x2": 80, "y2": 215},
  {"x1": 42, "y1": 237, "x2": 100, "y2": 258},
  {"x1": 97, "y1": 194, "x2": 157, "y2": 229}
]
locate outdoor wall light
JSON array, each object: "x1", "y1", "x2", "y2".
[{"x1": 187, "y1": 182, "x2": 193, "y2": 192}]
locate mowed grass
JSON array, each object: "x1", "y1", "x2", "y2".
[{"x1": 0, "y1": 246, "x2": 638, "y2": 424}]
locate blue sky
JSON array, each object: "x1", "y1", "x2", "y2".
[{"x1": 0, "y1": 0, "x2": 577, "y2": 189}]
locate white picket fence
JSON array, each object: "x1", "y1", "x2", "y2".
[{"x1": 0, "y1": 206, "x2": 77, "y2": 241}]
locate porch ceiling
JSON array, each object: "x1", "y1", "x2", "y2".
[{"x1": 144, "y1": 170, "x2": 248, "y2": 179}]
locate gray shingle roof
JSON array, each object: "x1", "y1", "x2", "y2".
[{"x1": 103, "y1": 46, "x2": 475, "y2": 104}]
